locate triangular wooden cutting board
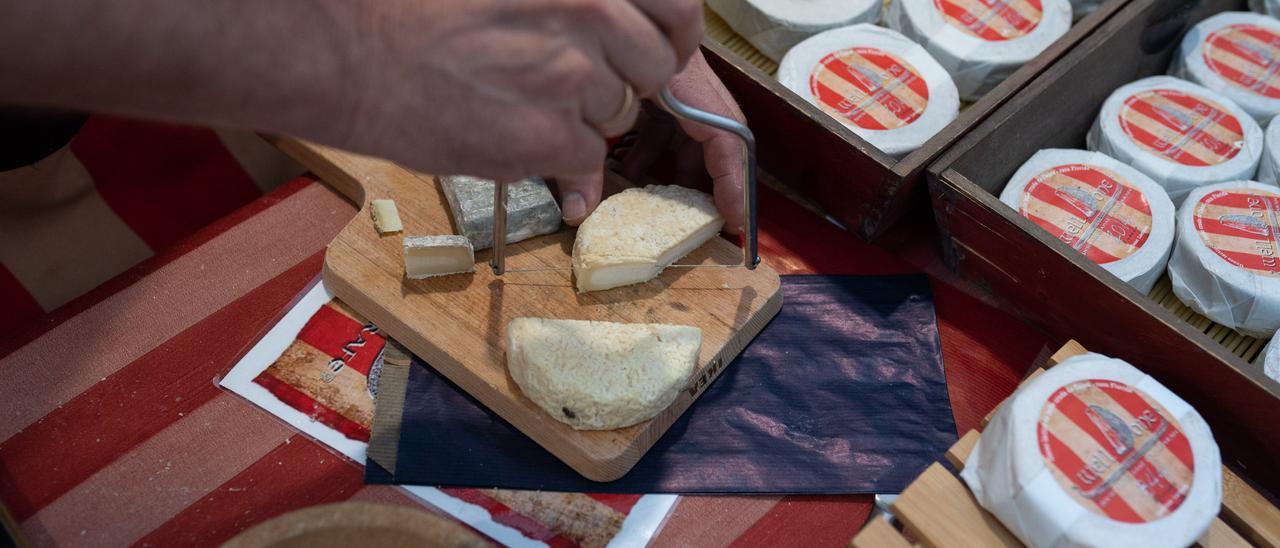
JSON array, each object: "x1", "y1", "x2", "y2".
[{"x1": 276, "y1": 138, "x2": 782, "y2": 481}]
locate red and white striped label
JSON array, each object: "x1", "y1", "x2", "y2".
[
  {"x1": 1203, "y1": 24, "x2": 1280, "y2": 99},
  {"x1": 1118, "y1": 89, "x2": 1244, "y2": 166},
  {"x1": 933, "y1": 0, "x2": 1043, "y2": 41},
  {"x1": 1017, "y1": 164, "x2": 1153, "y2": 264},
  {"x1": 1194, "y1": 188, "x2": 1280, "y2": 277},
  {"x1": 1037, "y1": 379, "x2": 1194, "y2": 523},
  {"x1": 809, "y1": 47, "x2": 929, "y2": 130}
]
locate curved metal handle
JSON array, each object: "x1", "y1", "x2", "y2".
[{"x1": 655, "y1": 88, "x2": 760, "y2": 270}]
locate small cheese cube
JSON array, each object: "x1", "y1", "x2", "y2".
[
  {"x1": 403, "y1": 235, "x2": 474, "y2": 279},
  {"x1": 370, "y1": 199, "x2": 403, "y2": 234}
]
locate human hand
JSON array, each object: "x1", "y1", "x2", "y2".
[
  {"x1": 586, "y1": 51, "x2": 749, "y2": 234},
  {"x1": 337, "y1": 0, "x2": 702, "y2": 185}
]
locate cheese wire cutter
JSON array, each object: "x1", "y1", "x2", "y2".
[{"x1": 489, "y1": 88, "x2": 760, "y2": 275}]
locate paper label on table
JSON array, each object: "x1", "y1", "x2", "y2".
[
  {"x1": 809, "y1": 47, "x2": 929, "y2": 130},
  {"x1": 1018, "y1": 163, "x2": 1154, "y2": 264},
  {"x1": 1037, "y1": 378, "x2": 1195, "y2": 523},
  {"x1": 1194, "y1": 188, "x2": 1280, "y2": 277},
  {"x1": 1117, "y1": 89, "x2": 1245, "y2": 166},
  {"x1": 933, "y1": 0, "x2": 1043, "y2": 41},
  {"x1": 252, "y1": 300, "x2": 382, "y2": 441},
  {"x1": 1203, "y1": 24, "x2": 1280, "y2": 99}
]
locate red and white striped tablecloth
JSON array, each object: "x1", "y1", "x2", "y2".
[{"x1": 0, "y1": 119, "x2": 1051, "y2": 547}]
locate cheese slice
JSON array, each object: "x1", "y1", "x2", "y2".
[
  {"x1": 1088, "y1": 76, "x2": 1263, "y2": 206},
  {"x1": 962, "y1": 352, "x2": 1222, "y2": 548},
  {"x1": 403, "y1": 235, "x2": 474, "y2": 279},
  {"x1": 370, "y1": 199, "x2": 403, "y2": 234},
  {"x1": 999, "y1": 149, "x2": 1176, "y2": 293},
  {"x1": 572, "y1": 185, "x2": 724, "y2": 293},
  {"x1": 1168, "y1": 180, "x2": 1280, "y2": 338},
  {"x1": 506, "y1": 317, "x2": 702, "y2": 430},
  {"x1": 439, "y1": 175, "x2": 562, "y2": 250},
  {"x1": 1171, "y1": 12, "x2": 1280, "y2": 123},
  {"x1": 777, "y1": 24, "x2": 960, "y2": 158},
  {"x1": 706, "y1": 0, "x2": 882, "y2": 62},
  {"x1": 886, "y1": 0, "x2": 1072, "y2": 100}
]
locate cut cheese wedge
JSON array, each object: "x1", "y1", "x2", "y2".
[
  {"x1": 370, "y1": 199, "x2": 403, "y2": 234},
  {"x1": 403, "y1": 235, "x2": 474, "y2": 279},
  {"x1": 506, "y1": 317, "x2": 702, "y2": 430},
  {"x1": 962, "y1": 352, "x2": 1222, "y2": 548},
  {"x1": 572, "y1": 185, "x2": 724, "y2": 293}
]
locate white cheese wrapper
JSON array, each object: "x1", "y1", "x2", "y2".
[
  {"x1": 707, "y1": 0, "x2": 882, "y2": 62},
  {"x1": 1171, "y1": 12, "x2": 1280, "y2": 123},
  {"x1": 886, "y1": 0, "x2": 1071, "y2": 100},
  {"x1": 1000, "y1": 149, "x2": 1176, "y2": 293},
  {"x1": 1088, "y1": 76, "x2": 1263, "y2": 206},
  {"x1": 1169, "y1": 181, "x2": 1280, "y2": 337},
  {"x1": 1071, "y1": 0, "x2": 1106, "y2": 19},
  {"x1": 777, "y1": 24, "x2": 960, "y2": 158},
  {"x1": 1258, "y1": 115, "x2": 1280, "y2": 185},
  {"x1": 1264, "y1": 335, "x2": 1279, "y2": 382},
  {"x1": 1249, "y1": 0, "x2": 1280, "y2": 17},
  {"x1": 962, "y1": 352, "x2": 1222, "y2": 548}
]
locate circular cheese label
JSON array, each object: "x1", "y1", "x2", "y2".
[
  {"x1": 1194, "y1": 188, "x2": 1280, "y2": 277},
  {"x1": 1017, "y1": 164, "x2": 1154, "y2": 264},
  {"x1": 1202, "y1": 24, "x2": 1280, "y2": 99},
  {"x1": 933, "y1": 0, "x2": 1043, "y2": 41},
  {"x1": 809, "y1": 47, "x2": 929, "y2": 130},
  {"x1": 1037, "y1": 379, "x2": 1195, "y2": 523},
  {"x1": 1117, "y1": 89, "x2": 1244, "y2": 166}
]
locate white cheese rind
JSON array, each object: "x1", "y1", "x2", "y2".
[
  {"x1": 1264, "y1": 335, "x2": 1279, "y2": 382},
  {"x1": 505, "y1": 317, "x2": 702, "y2": 430},
  {"x1": 1168, "y1": 180, "x2": 1280, "y2": 338},
  {"x1": 1171, "y1": 12, "x2": 1280, "y2": 123},
  {"x1": 370, "y1": 199, "x2": 403, "y2": 234},
  {"x1": 999, "y1": 149, "x2": 1176, "y2": 293},
  {"x1": 1258, "y1": 115, "x2": 1280, "y2": 185},
  {"x1": 885, "y1": 0, "x2": 1071, "y2": 100},
  {"x1": 438, "y1": 175, "x2": 562, "y2": 251},
  {"x1": 961, "y1": 353, "x2": 1222, "y2": 548},
  {"x1": 1250, "y1": 0, "x2": 1280, "y2": 17},
  {"x1": 777, "y1": 24, "x2": 960, "y2": 158},
  {"x1": 572, "y1": 185, "x2": 724, "y2": 293},
  {"x1": 1088, "y1": 76, "x2": 1263, "y2": 206},
  {"x1": 403, "y1": 235, "x2": 475, "y2": 279},
  {"x1": 706, "y1": 0, "x2": 882, "y2": 62}
]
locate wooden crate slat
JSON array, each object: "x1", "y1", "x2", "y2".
[
  {"x1": 945, "y1": 430, "x2": 980, "y2": 469},
  {"x1": 1221, "y1": 468, "x2": 1280, "y2": 548},
  {"x1": 850, "y1": 517, "x2": 914, "y2": 548},
  {"x1": 890, "y1": 463, "x2": 1021, "y2": 548},
  {"x1": 1196, "y1": 518, "x2": 1252, "y2": 548}
]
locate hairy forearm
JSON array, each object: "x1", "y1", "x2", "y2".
[{"x1": 0, "y1": 0, "x2": 367, "y2": 142}]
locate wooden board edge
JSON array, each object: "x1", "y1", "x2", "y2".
[{"x1": 850, "y1": 517, "x2": 913, "y2": 548}]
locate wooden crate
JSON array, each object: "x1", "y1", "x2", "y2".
[
  {"x1": 699, "y1": 0, "x2": 1132, "y2": 240},
  {"x1": 925, "y1": 0, "x2": 1280, "y2": 493},
  {"x1": 850, "y1": 341, "x2": 1280, "y2": 548}
]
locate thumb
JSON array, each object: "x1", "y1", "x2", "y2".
[{"x1": 554, "y1": 170, "x2": 604, "y2": 226}]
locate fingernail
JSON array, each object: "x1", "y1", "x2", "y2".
[{"x1": 562, "y1": 192, "x2": 586, "y2": 221}]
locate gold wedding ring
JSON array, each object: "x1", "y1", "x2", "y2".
[{"x1": 595, "y1": 85, "x2": 637, "y2": 137}]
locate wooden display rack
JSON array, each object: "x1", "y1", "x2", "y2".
[{"x1": 850, "y1": 341, "x2": 1280, "y2": 548}]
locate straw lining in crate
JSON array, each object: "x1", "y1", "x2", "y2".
[
  {"x1": 704, "y1": 6, "x2": 780, "y2": 75},
  {"x1": 1146, "y1": 275, "x2": 1270, "y2": 366}
]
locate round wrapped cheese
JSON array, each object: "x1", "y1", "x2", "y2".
[
  {"x1": 1000, "y1": 149, "x2": 1176, "y2": 293},
  {"x1": 1257, "y1": 115, "x2": 1280, "y2": 185},
  {"x1": 1249, "y1": 0, "x2": 1280, "y2": 17},
  {"x1": 1169, "y1": 181, "x2": 1280, "y2": 337},
  {"x1": 1070, "y1": 0, "x2": 1106, "y2": 19},
  {"x1": 1263, "y1": 335, "x2": 1279, "y2": 382},
  {"x1": 961, "y1": 352, "x2": 1222, "y2": 548},
  {"x1": 1171, "y1": 12, "x2": 1280, "y2": 123},
  {"x1": 885, "y1": 0, "x2": 1071, "y2": 100},
  {"x1": 1088, "y1": 76, "x2": 1263, "y2": 206},
  {"x1": 778, "y1": 24, "x2": 960, "y2": 158},
  {"x1": 706, "y1": 0, "x2": 882, "y2": 62}
]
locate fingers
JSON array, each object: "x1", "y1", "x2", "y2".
[
  {"x1": 554, "y1": 169, "x2": 604, "y2": 225},
  {"x1": 667, "y1": 51, "x2": 748, "y2": 233},
  {"x1": 629, "y1": 0, "x2": 704, "y2": 69},
  {"x1": 586, "y1": 78, "x2": 639, "y2": 137},
  {"x1": 702, "y1": 131, "x2": 745, "y2": 234},
  {"x1": 576, "y1": 0, "x2": 676, "y2": 97}
]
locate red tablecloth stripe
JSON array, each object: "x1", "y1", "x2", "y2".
[
  {"x1": 0, "y1": 265, "x2": 43, "y2": 339},
  {"x1": 728, "y1": 495, "x2": 873, "y2": 547},
  {"x1": 0, "y1": 253, "x2": 322, "y2": 522},
  {"x1": 69, "y1": 117, "x2": 263, "y2": 252},
  {"x1": 132, "y1": 434, "x2": 366, "y2": 548},
  {"x1": 0, "y1": 176, "x2": 317, "y2": 361}
]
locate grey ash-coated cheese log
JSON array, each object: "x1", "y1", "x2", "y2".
[{"x1": 438, "y1": 175, "x2": 562, "y2": 250}]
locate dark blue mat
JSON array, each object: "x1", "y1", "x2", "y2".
[{"x1": 367, "y1": 275, "x2": 955, "y2": 493}]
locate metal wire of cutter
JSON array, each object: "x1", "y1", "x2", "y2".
[{"x1": 489, "y1": 88, "x2": 760, "y2": 276}]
